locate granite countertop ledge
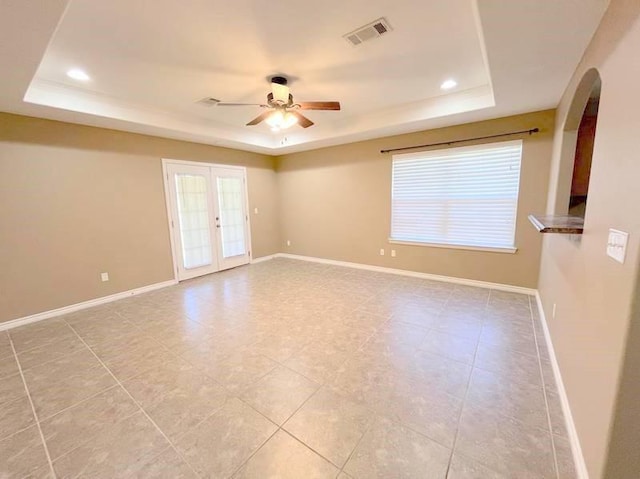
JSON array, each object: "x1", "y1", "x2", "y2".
[{"x1": 528, "y1": 214, "x2": 584, "y2": 234}]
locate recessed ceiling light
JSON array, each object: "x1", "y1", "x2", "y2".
[
  {"x1": 67, "y1": 69, "x2": 90, "y2": 81},
  {"x1": 440, "y1": 79, "x2": 457, "y2": 90}
]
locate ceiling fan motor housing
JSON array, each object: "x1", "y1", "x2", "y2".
[
  {"x1": 218, "y1": 74, "x2": 339, "y2": 128},
  {"x1": 271, "y1": 76, "x2": 288, "y2": 86},
  {"x1": 267, "y1": 92, "x2": 294, "y2": 108}
]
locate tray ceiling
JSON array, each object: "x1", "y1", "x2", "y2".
[{"x1": 1, "y1": 0, "x2": 609, "y2": 154}]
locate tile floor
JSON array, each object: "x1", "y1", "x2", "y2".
[{"x1": 0, "y1": 258, "x2": 576, "y2": 478}]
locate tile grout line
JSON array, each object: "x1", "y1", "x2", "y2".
[
  {"x1": 35, "y1": 382, "x2": 121, "y2": 427},
  {"x1": 8, "y1": 337, "x2": 57, "y2": 479},
  {"x1": 334, "y1": 285, "x2": 472, "y2": 475},
  {"x1": 447, "y1": 296, "x2": 552, "y2": 476},
  {"x1": 282, "y1": 299, "x2": 422, "y2": 475},
  {"x1": 110, "y1": 309, "x2": 261, "y2": 401},
  {"x1": 529, "y1": 295, "x2": 561, "y2": 479},
  {"x1": 233, "y1": 346, "x2": 373, "y2": 476},
  {"x1": 63, "y1": 319, "x2": 203, "y2": 479},
  {"x1": 113, "y1": 304, "x2": 336, "y2": 473},
  {"x1": 113, "y1": 309, "x2": 300, "y2": 399},
  {"x1": 0, "y1": 417, "x2": 37, "y2": 444},
  {"x1": 285, "y1": 427, "x2": 349, "y2": 473},
  {"x1": 226, "y1": 424, "x2": 280, "y2": 477},
  {"x1": 229, "y1": 384, "x2": 345, "y2": 476},
  {"x1": 444, "y1": 287, "x2": 490, "y2": 478},
  {"x1": 337, "y1": 286, "x2": 473, "y2": 475},
  {"x1": 281, "y1": 385, "x2": 348, "y2": 469},
  {"x1": 81, "y1": 309, "x2": 317, "y2": 477},
  {"x1": 46, "y1": 408, "x2": 142, "y2": 466},
  {"x1": 335, "y1": 414, "x2": 373, "y2": 475},
  {"x1": 6, "y1": 261, "x2": 540, "y2": 477}
]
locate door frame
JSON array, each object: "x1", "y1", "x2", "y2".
[{"x1": 161, "y1": 158, "x2": 253, "y2": 281}]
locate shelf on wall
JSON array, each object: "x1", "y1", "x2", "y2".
[{"x1": 528, "y1": 214, "x2": 584, "y2": 234}]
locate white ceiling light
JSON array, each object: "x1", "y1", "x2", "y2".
[
  {"x1": 266, "y1": 110, "x2": 298, "y2": 131},
  {"x1": 66, "y1": 68, "x2": 90, "y2": 81},
  {"x1": 440, "y1": 79, "x2": 457, "y2": 90}
]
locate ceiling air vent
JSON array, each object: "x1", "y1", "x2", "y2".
[
  {"x1": 196, "y1": 97, "x2": 220, "y2": 107},
  {"x1": 343, "y1": 18, "x2": 392, "y2": 46}
]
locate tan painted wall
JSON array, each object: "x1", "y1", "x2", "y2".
[
  {"x1": 537, "y1": 1, "x2": 640, "y2": 477},
  {"x1": 0, "y1": 113, "x2": 278, "y2": 324},
  {"x1": 276, "y1": 110, "x2": 555, "y2": 288}
]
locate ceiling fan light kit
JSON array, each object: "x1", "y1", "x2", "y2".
[
  {"x1": 216, "y1": 75, "x2": 341, "y2": 130},
  {"x1": 266, "y1": 110, "x2": 298, "y2": 131}
]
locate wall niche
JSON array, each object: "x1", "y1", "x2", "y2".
[
  {"x1": 568, "y1": 80, "x2": 600, "y2": 217},
  {"x1": 528, "y1": 69, "x2": 601, "y2": 235}
]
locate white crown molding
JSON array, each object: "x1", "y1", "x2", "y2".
[
  {"x1": 23, "y1": 79, "x2": 495, "y2": 155},
  {"x1": 0, "y1": 279, "x2": 177, "y2": 331},
  {"x1": 24, "y1": 79, "x2": 276, "y2": 153}
]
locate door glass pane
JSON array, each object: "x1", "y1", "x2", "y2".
[
  {"x1": 217, "y1": 177, "x2": 246, "y2": 258},
  {"x1": 175, "y1": 174, "x2": 212, "y2": 269}
]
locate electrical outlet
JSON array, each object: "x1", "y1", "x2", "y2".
[
  {"x1": 286, "y1": 240, "x2": 291, "y2": 247},
  {"x1": 100, "y1": 272, "x2": 109, "y2": 282},
  {"x1": 254, "y1": 207, "x2": 259, "y2": 214},
  {"x1": 391, "y1": 249, "x2": 396, "y2": 257},
  {"x1": 379, "y1": 248, "x2": 385, "y2": 256}
]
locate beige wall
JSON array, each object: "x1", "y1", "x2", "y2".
[
  {"x1": 276, "y1": 110, "x2": 555, "y2": 288},
  {"x1": 0, "y1": 113, "x2": 278, "y2": 324},
  {"x1": 0, "y1": 109, "x2": 554, "y2": 326},
  {"x1": 537, "y1": 1, "x2": 640, "y2": 477}
]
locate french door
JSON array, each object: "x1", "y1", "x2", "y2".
[{"x1": 164, "y1": 161, "x2": 250, "y2": 281}]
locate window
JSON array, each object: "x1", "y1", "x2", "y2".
[{"x1": 390, "y1": 140, "x2": 523, "y2": 252}]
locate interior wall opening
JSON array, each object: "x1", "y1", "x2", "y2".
[{"x1": 566, "y1": 70, "x2": 601, "y2": 218}]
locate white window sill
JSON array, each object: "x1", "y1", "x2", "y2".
[{"x1": 388, "y1": 239, "x2": 518, "y2": 254}]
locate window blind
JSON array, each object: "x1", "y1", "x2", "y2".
[{"x1": 390, "y1": 140, "x2": 523, "y2": 250}]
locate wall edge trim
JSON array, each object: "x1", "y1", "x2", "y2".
[
  {"x1": 534, "y1": 291, "x2": 589, "y2": 479},
  {"x1": 0, "y1": 279, "x2": 178, "y2": 332},
  {"x1": 276, "y1": 253, "x2": 536, "y2": 294},
  {"x1": 250, "y1": 254, "x2": 276, "y2": 264}
]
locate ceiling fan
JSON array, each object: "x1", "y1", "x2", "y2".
[{"x1": 216, "y1": 76, "x2": 341, "y2": 130}]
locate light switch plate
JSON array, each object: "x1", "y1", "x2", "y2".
[
  {"x1": 607, "y1": 229, "x2": 629, "y2": 264},
  {"x1": 100, "y1": 272, "x2": 109, "y2": 282}
]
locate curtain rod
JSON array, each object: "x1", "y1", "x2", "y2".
[{"x1": 380, "y1": 128, "x2": 540, "y2": 154}]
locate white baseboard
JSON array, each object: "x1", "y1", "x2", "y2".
[
  {"x1": 0, "y1": 279, "x2": 178, "y2": 332},
  {"x1": 250, "y1": 254, "x2": 276, "y2": 264},
  {"x1": 534, "y1": 292, "x2": 589, "y2": 479},
  {"x1": 276, "y1": 253, "x2": 536, "y2": 295}
]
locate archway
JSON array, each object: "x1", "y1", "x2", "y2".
[{"x1": 563, "y1": 69, "x2": 601, "y2": 218}]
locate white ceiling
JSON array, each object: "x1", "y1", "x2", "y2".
[{"x1": 0, "y1": 0, "x2": 609, "y2": 154}]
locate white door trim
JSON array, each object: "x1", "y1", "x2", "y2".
[
  {"x1": 161, "y1": 158, "x2": 252, "y2": 281},
  {"x1": 162, "y1": 160, "x2": 180, "y2": 282}
]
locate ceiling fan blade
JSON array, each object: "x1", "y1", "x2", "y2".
[
  {"x1": 246, "y1": 110, "x2": 273, "y2": 126},
  {"x1": 297, "y1": 101, "x2": 341, "y2": 111},
  {"x1": 216, "y1": 102, "x2": 268, "y2": 107},
  {"x1": 290, "y1": 111, "x2": 314, "y2": 128}
]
